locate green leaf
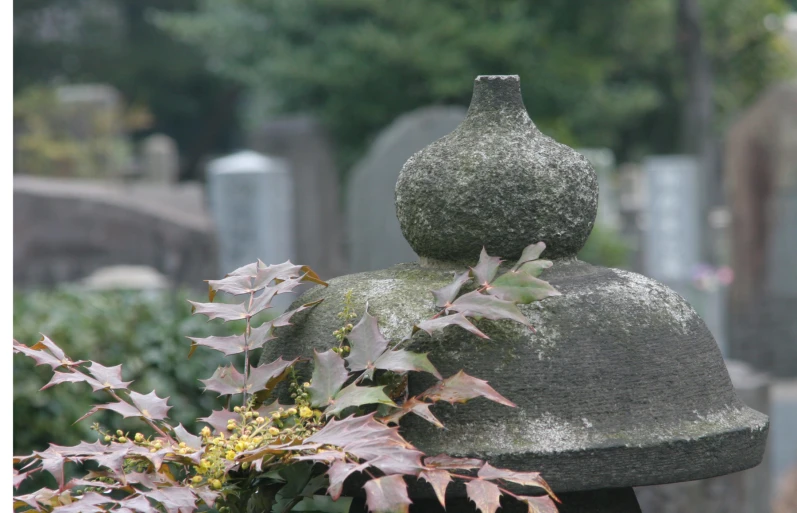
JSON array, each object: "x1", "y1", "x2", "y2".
[
  {"x1": 431, "y1": 271, "x2": 471, "y2": 308},
  {"x1": 447, "y1": 291, "x2": 532, "y2": 328},
  {"x1": 487, "y1": 271, "x2": 561, "y2": 304},
  {"x1": 326, "y1": 383, "x2": 395, "y2": 417},
  {"x1": 465, "y1": 478, "x2": 502, "y2": 513},
  {"x1": 364, "y1": 475, "x2": 412, "y2": 513},
  {"x1": 419, "y1": 370, "x2": 515, "y2": 407},
  {"x1": 471, "y1": 247, "x2": 502, "y2": 286},
  {"x1": 511, "y1": 242, "x2": 547, "y2": 271},
  {"x1": 345, "y1": 309, "x2": 389, "y2": 374},
  {"x1": 413, "y1": 313, "x2": 488, "y2": 339},
  {"x1": 516, "y1": 259, "x2": 553, "y2": 277},
  {"x1": 292, "y1": 495, "x2": 353, "y2": 512},
  {"x1": 308, "y1": 350, "x2": 349, "y2": 408},
  {"x1": 373, "y1": 350, "x2": 441, "y2": 379}
]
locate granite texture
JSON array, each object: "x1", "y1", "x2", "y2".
[
  {"x1": 260, "y1": 260, "x2": 768, "y2": 493},
  {"x1": 395, "y1": 76, "x2": 598, "y2": 262}
]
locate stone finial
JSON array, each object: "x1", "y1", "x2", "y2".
[{"x1": 395, "y1": 75, "x2": 598, "y2": 262}]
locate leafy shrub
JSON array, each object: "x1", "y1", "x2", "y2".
[{"x1": 14, "y1": 245, "x2": 562, "y2": 512}]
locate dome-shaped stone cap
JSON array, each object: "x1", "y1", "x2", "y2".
[
  {"x1": 260, "y1": 260, "x2": 768, "y2": 493},
  {"x1": 395, "y1": 75, "x2": 598, "y2": 262}
]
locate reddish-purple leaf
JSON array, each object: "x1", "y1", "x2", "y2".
[
  {"x1": 420, "y1": 371, "x2": 515, "y2": 407},
  {"x1": 188, "y1": 333, "x2": 249, "y2": 357},
  {"x1": 146, "y1": 486, "x2": 198, "y2": 513},
  {"x1": 424, "y1": 454, "x2": 483, "y2": 470},
  {"x1": 14, "y1": 488, "x2": 58, "y2": 511},
  {"x1": 519, "y1": 495, "x2": 559, "y2": 513},
  {"x1": 198, "y1": 408, "x2": 238, "y2": 434},
  {"x1": 466, "y1": 478, "x2": 502, "y2": 513},
  {"x1": 51, "y1": 491, "x2": 112, "y2": 512},
  {"x1": 13, "y1": 338, "x2": 82, "y2": 370},
  {"x1": 90, "y1": 445, "x2": 131, "y2": 483},
  {"x1": 308, "y1": 350, "x2": 349, "y2": 408},
  {"x1": 364, "y1": 475, "x2": 412, "y2": 513},
  {"x1": 366, "y1": 449, "x2": 425, "y2": 476},
  {"x1": 200, "y1": 365, "x2": 246, "y2": 396},
  {"x1": 85, "y1": 362, "x2": 134, "y2": 390},
  {"x1": 41, "y1": 370, "x2": 102, "y2": 391},
  {"x1": 511, "y1": 242, "x2": 547, "y2": 271},
  {"x1": 345, "y1": 309, "x2": 389, "y2": 373},
  {"x1": 129, "y1": 390, "x2": 172, "y2": 420},
  {"x1": 431, "y1": 271, "x2": 472, "y2": 308},
  {"x1": 471, "y1": 247, "x2": 503, "y2": 286},
  {"x1": 13, "y1": 469, "x2": 32, "y2": 489},
  {"x1": 413, "y1": 313, "x2": 489, "y2": 339},
  {"x1": 478, "y1": 463, "x2": 558, "y2": 499},
  {"x1": 208, "y1": 260, "x2": 327, "y2": 296},
  {"x1": 419, "y1": 469, "x2": 451, "y2": 508},
  {"x1": 447, "y1": 290, "x2": 533, "y2": 328},
  {"x1": 327, "y1": 461, "x2": 368, "y2": 500},
  {"x1": 246, "y1": 357, "x2": 297, "y2": 394},
  {"x1": 326, "y1": 383, "x2": 395, "y2": 417},
  {"x1": 246, "y1": 277, "x2": 307, "y2": 316},
  {"x1": 120, "y1": 494, "x2": 159, "y2": 513},
  {"x1": 373, "y1": 350, "x2": 440, "y2": 379},
  {"x1": 380, "y1": 398, "x2": 443, "y2": 428},
  {"x1": 487, "y1": 271, "x2": 560, "y2": 304},
  {"x1": 188, "y1": 300, "x2": 248, "y2": 322},
  {"x1": 173, "y1": 424, "x2": 203, "y2": 451},
  {"x1": 195, "y1": 488, "x2": 219, "y2": 509}
]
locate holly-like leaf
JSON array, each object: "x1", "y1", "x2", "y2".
[
  {"x1": 308, "y1": 350, "x2": 349, "y2": 408},
  {"x1": 208, "y1": 260, "x2": 327, "y2": 295},
  {"x1": 424, "y1": 454, "x2": 483, "y2": 470},
  {"x1": 128, "y1": 390, "x2": 172, "y2": 420},
  {"x1": 413, "y1": 313, "x2": 489, "y2": 339},
  {"x1": 326, "y1": 383, "x2": 395, "y2": 417},
  {"x1": 13, "y1": 469, "x2": 32, "y2": 489},
  {"x1": 120, "y1": 494, "x2": 159, "y2": 513},
  {"x1": 90, "y1": 446, "x2": 131, "y2": 484},
  {"x1": 327, "y1": 461, "x2": 369, "y2": 500},
  {"x1": 246, "y1": 357, "x2": 297, "y2": 394},
  {"x1": 198, "y1": 408, "x2": 238, "y2": 434},
  {"x1": 373, "y1": 350, "x2": 441, "y2": 379},
  {"x1": 419, "y1": 370, "x2": 515, "y2": 407},
  {"x1": 419, "y1": 469, "x2": 452, "y2": 509},
  {"x1": 146, "y1": 486, "x2": 198, "y2": 513},
  {"x1": 200, "y1": 365, "x2": 246, "y2": 396},
  {"x1": 471, "y1": 248, "x2": 503, "y2": 286},
  {"x1": 51, "y1": 491, "x2": 112, "y2": 512},
  {"x1": 517, "y1": 259, "x2": 553, "y2": 278},
  {"x1": 85, "y1": 362, "x2": 134, "y2": 390},
  {"x1": 364, "y1": 475, "x2": 412, "y2": 513},
  {"x1": 447, "y1": 291, "x2": 533, "y2": 328},
  {"x1": 41, "y1": 370, "x2": 103, "y2": 391},
  {"x1": 173, "y1": 424, "x2": 203, "y2": 451},
  {"x1": 519, "y1": 495, "x2": 559, "y2": 513},
  {"x1": 466, "y1": 479, "x2": 502, "y2": 513},
  {"x1": 487, "y1": 271, "x2": 561, "y2": 304},
  {"x1": 432, "y1": 271, "x2": 472, "y2": 308},
  {"x1": 14, "y1": 488, "x2": 59, "y2": 511},
  {"x1": 307, "y1": 413, "x2": 406, "y2": 448},
  {"x1": 511, "y1": 242, "x2": 547, "y2": 271},
  {"x1": 13, "y1": 338, "x2": 82, "y2": 369},
  {"x1": 188, "y1": 300, "x2": 248, "y2": 322},
  {"x1": 380, "y1": 398, "x2": 443, "y2": 428},
  {"x1": 478, "y1": 463, "x2": 558, "y2": 500},
  {"x1": 345, "y1": 309, "x2": 389, "y2": 373}
]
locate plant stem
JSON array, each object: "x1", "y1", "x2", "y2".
[{"x1": 243, "y1": 290, "x2": 254, "y2": 408}]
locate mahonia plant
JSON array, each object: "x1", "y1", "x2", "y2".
[{"x1": 13, "y1": 242, "x2": 562, "y2": 513}]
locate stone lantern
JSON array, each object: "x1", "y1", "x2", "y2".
[{"x1": 261, "y1": 76, "x2": 768, "y2": 512}]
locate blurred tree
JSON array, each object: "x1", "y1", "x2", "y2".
[
  {"x1": 158, "y1": 0, "x2": 795, "y2": 177},
  {"x1": 13, "y1": 0, "x2": 242, "y2": 180}
]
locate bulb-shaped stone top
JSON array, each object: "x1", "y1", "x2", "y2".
[{"x1": 395, "y1": 75, "x2": 598, "y2": 262}]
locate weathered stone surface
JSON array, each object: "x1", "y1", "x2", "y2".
[
  {"x1": 261, "y1": 259, "x2": 768, "y2": 492},
  {"x1": 14, "y1": 175, "x2": 216, "y2": 289},
  {"x1": 346, "y1": 106, "x2": 467, "y2": 272},
  {"x1": 395, "y1": 76, "x2": 597, "y2": 262}
]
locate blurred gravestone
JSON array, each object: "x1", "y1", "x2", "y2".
[
  {"x1": 250, "y1": 116, "x2": 346, "y2": 279},
  {"x1": 14, "y1": 84, "x2": 133, "y2": 178},
  {"x1": 141, "y1": 133, "x2": 179, "y2": 184},
  {"x1": 81, "y1": 265, "x2": 171, "y2": 291},
  {"x1": 206, "y1": 151, "x2": 295, "y2": 311},
  {"x1": 578, "y1": 148, "x2": 620, "y2": 231},
  {"x1": 634, "y1": 360, "x2": 771, "y2": 513},
  {"x1": 346, "y1": 106, "x2": 467, "y2": 272},
  {"x1": 725, "y1": 81, "x2": 797, "y2": 378}
]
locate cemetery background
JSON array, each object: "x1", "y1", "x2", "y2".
[{"x1": 11, "y1": 1, "x2": 797, "y2": 511}]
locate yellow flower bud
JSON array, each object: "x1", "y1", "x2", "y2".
[
  {"x1": 286, "y1": 408, "x2": 297, "y2": 416},
  {"x1": 104, "y1": 435, "x2": 112, "y2": 442},
  {"x1": 256, "y1": 417, "x2": 265, "y2": 425},
  {"x1": 303, "y1": 382, "x2": 310, "y2": 388},
  {"x1": 211, "y1": 479, "x2": 222, "y2": 490},
  {"x1": 192, "y1": 475, "x2": 203, "y2": 484},
  {"x1": 116, "y1": 430, "x2": 124, "y2": 436},
  {"x1": 135, "y1": 433, "x2": 145, "y2": 443},
  {"x1": 201, "y1": 426, "x2": 211, "y2": 437},
  {"x1": 225, "y1": 450, "x2": 236, "y2": 461},
  {"x1": 299, "y1": 406, "x2": 313, "y2": 418},
  {"x1": 117, "y1": 436, "x2": 127, "y2": 443},
  {"x1": 234, "y1": 443, "x2": 244, "y2": 452},
  {"x1": 268, "y1": 427, "x2": 280, "y2": 436},
  {"x1": 233, "y1": 406, "x2": 241, "y2": 413},
  {"x1": 252, "y1": 411, "x2": 259, "y2": 418}
]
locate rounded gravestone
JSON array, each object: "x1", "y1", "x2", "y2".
[{"x1": 395, "y1": 75, "x2": 597, "y2": 262}]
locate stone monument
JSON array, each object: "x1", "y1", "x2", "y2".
[
  {"x1": 141, "y1": 133, "x2": 180, "y2": 184},
  {"x1": 261, "y1": 76, "x2": 768, "y2": 512}
]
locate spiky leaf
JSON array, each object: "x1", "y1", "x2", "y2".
[
  {"x1": 420, "y1": 370, "x2": 515, "y2": 407},
  {"x1": 200, "y1": 365, "x2": 245, "y2": 396},
  {"x1": 246, "y1": 357, "x2": 297, "y2": 394},
  {"x1": 326, "y1": 383, "x2": 395, "y2": 417},
  {"x1": 431, "y1": 271, "x2": 472, "y2": 308},
  {"x1": 419, "y1": 469, "x2": 452, "y2": 509},
  {"x1": 424, "y1": 454, "x2": 483, "y2": 470},
  {"x1": 517, "y1": 259, "x2": 553, "y2": 277},
  {"x1": 364, "y1": 475, "x2": 412, "y2": 513},
  {"x1": 308, "y1": 350, "x2": 349, "y2": 408},
  {"x1": 413, "y1": 313, "x2": 488, "y2": 339},
  {"x1": 345, "y1": 309, "x2": 389, "y2": 373},
  {"x1": 478, "y1": 463, "x2": 558, "y2": 499},
  {"x1": 471, "y1": 248, "x2": 503, "y2": 286},
  {"x1": 466, "y1": 478, "x2": 502, "y2": 513},
  {"x1": 487, "y1": 271, "x2": 561, "y2": 304},
  {"x1": 447, "y1": 291, "x2": 532, "y2": 328},
  {"x1": 380, "y1": 398, "x2": 443, "y2": 428},
  {"x1": 519, "y1": 495, "x2": 559, "y2": 513},
  {"x1": 373, "y1": 350, "x2": 441, "y2": 379},
  {"x1": 512, "y1": 242, "x2": 547, "y2": 271},
  {"x1": 327, "y1": 461, "x2": 368, "y2": 500}
]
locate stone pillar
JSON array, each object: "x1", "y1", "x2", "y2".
[{"x1": 141, "y1": 133, "x2": 179, "y2": 184}]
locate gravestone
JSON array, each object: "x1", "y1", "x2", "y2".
[
  {"x1": 346, "y1": 106, "x2": 467, "y2": 272},
  {"x1": 81, "y1": 265, "x2": 171, "y2": 291},
  {"x1": 206, "y1": 151, "x2": 295, "y2": 311},
  {"x1": 725, "y1": 80, "x2": 797, "y2": 378},
  {"x1": 578, "y1": 148, "x2": 620, "y2": 231},
  {"x1": 250, "y1": 116, "x2": 347, "y2": 278},
  {"x1": 141, "y1": 133, "x2": 179, "y2": 184},
  {"x1": 14, "y1": 175, "x2": 216, "y2": 289}
]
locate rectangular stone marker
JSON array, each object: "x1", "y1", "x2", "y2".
[
  {"x1": 578, "y1": 148, "x2": 620, "y2": 231},
  {"x1": 206, "y1": 151, "x2": 295, "y2": 311}
]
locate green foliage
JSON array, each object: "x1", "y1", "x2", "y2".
[
  {"x1": 158, "y1": 0, "x2": 795, "y2": 172},
  {"x1": 577, "y1": 224, "x2": 632, "y2": 269},
  {"x1": 13, "y1": 244, "x2": 562, "y2": 512}
]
